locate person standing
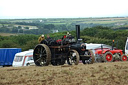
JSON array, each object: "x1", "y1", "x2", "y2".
[{"x1": 38, "y1": 34, "x2": 45, "y2": 44}]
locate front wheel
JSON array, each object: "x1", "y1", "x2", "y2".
[
  {"x1": 67, "y1": 50, "x2": 80, "y2": 65},
  {"x1": 103, "y1": 52, "x2": 113, "y2": 62},
  {"x1": 82, "y1": 50, "x2": 95, "y2": 64}
]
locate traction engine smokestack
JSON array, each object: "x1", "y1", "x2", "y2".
[{"x1": 76, "y1": 25, "x2": 80, "y2": 43}]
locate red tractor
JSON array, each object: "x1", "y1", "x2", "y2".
[{"x1": 95, "y1": 40, "x2": 127, "y2": 62}]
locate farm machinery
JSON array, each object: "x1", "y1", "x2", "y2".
[
  {"x1": 33, "y1": 25, "x2": 95, "y2": 66},
  {"x1": 95, "y1": 40, "x2": 127, "y2": 62}
]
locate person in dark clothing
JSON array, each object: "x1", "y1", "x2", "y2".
[{"x1": 46, "y1": 34, "x2": 52, "y2": 41}]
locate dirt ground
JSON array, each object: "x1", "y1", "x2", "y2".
[{"x1": 0, "y1": 62, "x2": 128, "y2": 85}]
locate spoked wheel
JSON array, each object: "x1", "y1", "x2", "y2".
[
  {"x1": 103, "y1": 52, "x2": 113, "y2": 62},
  {"x1": 33, "y1": 44, "x2": 51, "y2": 66},
  {"x1": 67, "y1": 50, "x2": 80, "y2": 65},
  {"x1": 82, "y1": 50, "x2": 95, "y2": 64},
  {"x1": 121, "y1": 54, "x2": 127, "y2": 61}
]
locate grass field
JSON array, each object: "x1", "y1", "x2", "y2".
[
  {"x1": 54, "y1": 17, "x2": 128, "y2": 24},
  {"x1": 0, "y1": 33, "x2": 17, "y2": 36},
  {"x1": 0, "y1": 62, "x2": 128, "y2": 85},
  {"x1": 1, "y1": 17, "x2": 128, "y2": 25}
]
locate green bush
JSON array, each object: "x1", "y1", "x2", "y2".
[
  {"x1": 0, "y1": 40, "x2": 19, "y2": 48},
  {"x1": 22, "y1": 40, "x2": 38, "y2": 51}
]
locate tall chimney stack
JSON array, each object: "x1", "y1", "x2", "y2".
[{"x1": 76, "y1": 25, "x2": 80, "y2": 42}]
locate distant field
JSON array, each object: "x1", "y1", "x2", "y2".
[
  {"x1": 0, "y1": 33, "x2": 17, "y2": 36},
  {"x1": 1, "y1": 17, "x2": 128, "y2": 25},
  {"x1": 43, "y1": 17, "x2": 128, "y2": 26},
  {"x1": 0, "y1": 62, "x2": 128, "y2": 85},
  {"x1": 0, "y1": 17, "x2": 128, "y2": 32}
]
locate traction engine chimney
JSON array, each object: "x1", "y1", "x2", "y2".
[{"x1": 76, "y1": 25, "x2": 80, "y2": 43}]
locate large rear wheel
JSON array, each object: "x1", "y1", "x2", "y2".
[
  {"x1": 82, "y1": 50, "x2": 95, "y2": 64},
  {"x1": 67, "y1": 50, "x2": 80, "y2": 65},
  {"x1": 103, "y1": 52, "x2": 113, "y2": 62},
  {"x1": 33, "y1": 44, "x2": 51, "y2": 66}
]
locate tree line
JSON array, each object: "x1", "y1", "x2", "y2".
[
  {"x1": 0, "y1": 26, "x2": 127, "y2": 51},
  {"x1": 80, "y1": 26, "x2": 128, "y2": 51}
]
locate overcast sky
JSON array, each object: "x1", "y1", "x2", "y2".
[{"x1": 0, "y1": 0, "x2": 128, "y2": 19}]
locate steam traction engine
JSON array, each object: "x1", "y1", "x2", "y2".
[{"x1": 33, "y1": 25, "x2": 95, "y2": 66}]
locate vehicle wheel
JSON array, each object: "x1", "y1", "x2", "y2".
[
  {"x1": 121, "y1": 54, "x2": 127, "y2": 61},
  {"x1": 26, "y1": 63, "x2": 30, "y2": 66},
  {"x1": 82, "y1": 50, "x2": 95, "y2": 64},
  {"x1": 67, "y1": 50, "x2": 80, "y2": 65},
  {"x1": 33, "y1": 44, "x2": 51, "y2": 66},
  {"x1": 103, "y1": 52, "x2": 113, "y2": 62}
]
